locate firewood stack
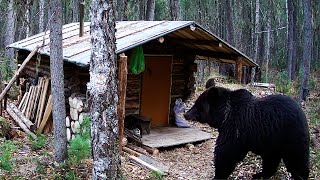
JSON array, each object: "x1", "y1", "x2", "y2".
[
  {"x1": 67, "y1": 93, "x2": 89, "y2": 141},
  {"x1": 7, "y1": 77, "x2": 53, "y2": 135}
]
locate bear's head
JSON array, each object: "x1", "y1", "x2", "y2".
[{"x1": 184, "y1": 87, "x2": 231, "y2": 128}]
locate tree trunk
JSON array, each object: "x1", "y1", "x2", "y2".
[
  {"x1": 225, "y1": 0, "x2": 234, "y2": 45},
  {"x1": 253, "y1": 0, "x2": 260, "y2": 63},
  {"x1": 123, "y1": 0, "x2": 129, "y2": 20},
  {"x1": 139, "y1": 0, "x2": 146, "y2": 20},
  {"x1": 287, "y1": 0, "x2": 294, "y2": 80},
  {"x1": 49, "y1": 0, "x2": 67, "y2": 163},
  {"x1": 265, "y1": 0, "x2": 271, "y2": 83},
  {"x1": 72, "y1": 0, "x2": 79, "y2": 22},
  {"x1": 39, "y1": 0, "x2": 45, "y2": 32},
  {"x1": 25, "y1": 0, "x2": 31, "y2": 37},
  {"x1": 169, "y1": 0, "x2": 180, "y2": 20},
  {"x1": 145, "y1": 0, "x2": 155, "y2": 21},
  {"x1": 89, "y1": 0, "x2": 121, "y2": 178},
  {"x1": 4, "y1": 0, "x2": 16, "y2": 72},
  {"x1": 300, "y1": 0, "x2": 313, "y2": 101},
  {"x1": 291, "y1": 0, "x2": 298, "y2": 80}
]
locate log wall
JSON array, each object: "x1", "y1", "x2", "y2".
[{"x1": 16, "y1": 44, "x2": 197, "y2": 127}]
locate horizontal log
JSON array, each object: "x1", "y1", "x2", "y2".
[
  {"x1": 7, "y1": 103, "x2": 36, "y2": 138},
  {"x1": 129, "y1": 155, "x2": 165, "y2": 176},
  {"x1": 123, "y1": 146, "x2": 142, "y2": 157}
]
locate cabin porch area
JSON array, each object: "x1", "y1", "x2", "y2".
[{"x1": 141, "y1": 127, "x2": 212, "y2": 148}]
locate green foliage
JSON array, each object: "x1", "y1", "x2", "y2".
[
  {"x1": 149, "y1": 170, "x2": 164, "y2": 180},
  {"x1": 155, "y1": 0, "x2": 169, "y2": 20},
  {"x1": 0, "y1": 57, "x2": 13, "y2": 81},
  {"x1": 0, "y1": 117, "x2": 10, "y2": 138},
  {"x1": 65, "y1": 170, "x2": 78, "y2": 180},
  {"x1": 0, "y1": 140, "x2": 17, "y2": 171},
  {"x1": 68, "y1": 116, "x2": 91, "y2": 166},
  {"x1": 273, "y1": 71, "x2": 296, "y2": 96},
  {"x1": 28, "y1": 132, "x2": 48, "y2": 150}
]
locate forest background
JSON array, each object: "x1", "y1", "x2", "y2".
[{"x1": 0, "y1": 0, "x2": 319, "y2": 93}]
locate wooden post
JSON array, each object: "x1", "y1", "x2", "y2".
[
  {"x1": 117, "y1": 54, "x2": 128, "y2": 152},
  {"x1": 235, "y1": 58, "x2": 243, "y2": 83},
  {"x1": 0, "y1": 46, "x2": 40, "y2": 101}
]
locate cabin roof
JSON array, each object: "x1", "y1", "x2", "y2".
[{"x1": 8, "y1": 21, "x2": 258, "y2": 67}]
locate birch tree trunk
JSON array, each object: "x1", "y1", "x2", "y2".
[
  {"x1": 145, "y1": 0, "x2": 155, "y2": 21},
  {"x1": 300, "y1": 0, "x2": 313, "y2": 101},
  {"x1": 25, "y1": 0, "x2": 31, "y2": 37},
  {"x1": 169, "y1": 0, "x2": 180, "y2": 20},
  {"x1": 287, "y1": 0, "x2": 294, "y2": 80},
  {"x1": 254, "y1": 0, "x2": 260, "y2": 63},
  {"x1": 49, "y1": 0, "x2": 67, "y2": 163},
  {"x1": 265, "y1": 0, "x2": 271, "y2": 83},
  {"x1": 4, "y1": 0, "x2": 16, "y2": 71},
  {"x1": 39, "y1": 0, "x2": 45, "y2": 32},
  {"x1": 89, "y1": 0, "x2": 121, "y2": 178}
]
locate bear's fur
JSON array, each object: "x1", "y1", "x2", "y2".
[{"x1": 184, "y1": 87, "x2": 310, "y2": 179}]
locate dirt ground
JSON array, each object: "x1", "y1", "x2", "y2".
[{"x1": 0, "y1": 81, "x2": 319, "y2": 179}]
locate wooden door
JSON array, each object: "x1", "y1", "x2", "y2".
[{"x1": 140, "y1": 56, "x2": 172, "y2": 127}]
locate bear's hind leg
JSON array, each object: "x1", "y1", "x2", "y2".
[
  {"x1": 283, "y1": 153, "x2": 309, "y2": 180},
  {"x1": 252, "y1": 155, "x2": 281, "y2": 179}
]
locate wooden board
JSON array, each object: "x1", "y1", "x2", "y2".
[{"x1": 141, "y1": 127, "x2": 212, "y2": 148}]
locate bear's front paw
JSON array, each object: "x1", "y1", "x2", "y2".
[{"x1": 252, "y1": 172, "x2": 263, "y2": 179}]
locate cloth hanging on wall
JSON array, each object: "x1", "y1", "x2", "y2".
[{"x1": 130, "y1": 45, "x2": 145, "y2": 75}]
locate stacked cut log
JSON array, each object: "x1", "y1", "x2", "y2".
[
  {"x1": 67, "y1": 93, "x2": 89, "y2": 142},
  {"x1": 9, "y1": 77, "x2": 52, "y2": 135}
]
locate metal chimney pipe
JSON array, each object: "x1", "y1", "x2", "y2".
[{"x1": 79, "y1": 1, "x2": 84, "y2": 37}]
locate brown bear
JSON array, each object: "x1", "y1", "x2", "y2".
[{"x1": 184, "y1": 86, "x2": 309, "y2": 179}]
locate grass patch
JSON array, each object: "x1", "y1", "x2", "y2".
[
  {"x1": 0, "y1": 140, "x2": 17, "y2": 172},
  {"x1": 148, "y1": 170, "x2": 164, "y2": 180},
  {"x1": 67, "y1": 116, "x2": 91, "y2": 166},
  {"x1": 28, "y1": 132, "x2": 48, "y2": 150}
]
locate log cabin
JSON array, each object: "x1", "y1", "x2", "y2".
[{"x1": 8, "y1": 21, "x2": 258, "y2": 148}]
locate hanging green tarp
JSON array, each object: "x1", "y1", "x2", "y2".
[{"x1": 129, "y1": 45, "x2": 145, "y2": 75}]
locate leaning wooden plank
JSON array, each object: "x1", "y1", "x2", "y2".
[
  {"x1": 38, "y1": 95, "x2": 52, "y2": 133},
  {"x1": 26, "y1": 85, "x2": 37, "y2": 119},
  {"x1": 7, "y1": 103, "x2": 35, "y2": 131},
  {"x1": 18, "y1": 92, "x2": 28, "y2": 110},
  {"x1": 36, "y1": 78, "x2": 50, "y2": 128},
  {"x1": 6, "y1": 103, "x2": 36, "y2": 139},
  {"x1": 129, "y1": 155, "x2": 165, "y2": 176},
  {"x1": 0, "y1": 46, "x2": 40, "y2": 101},
  {"x1": 31, "y1": 78, "x2": 43, "y2": 119},
  {"x1": 22, "y1": 86, "x2": 34, "y2": 114}
]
